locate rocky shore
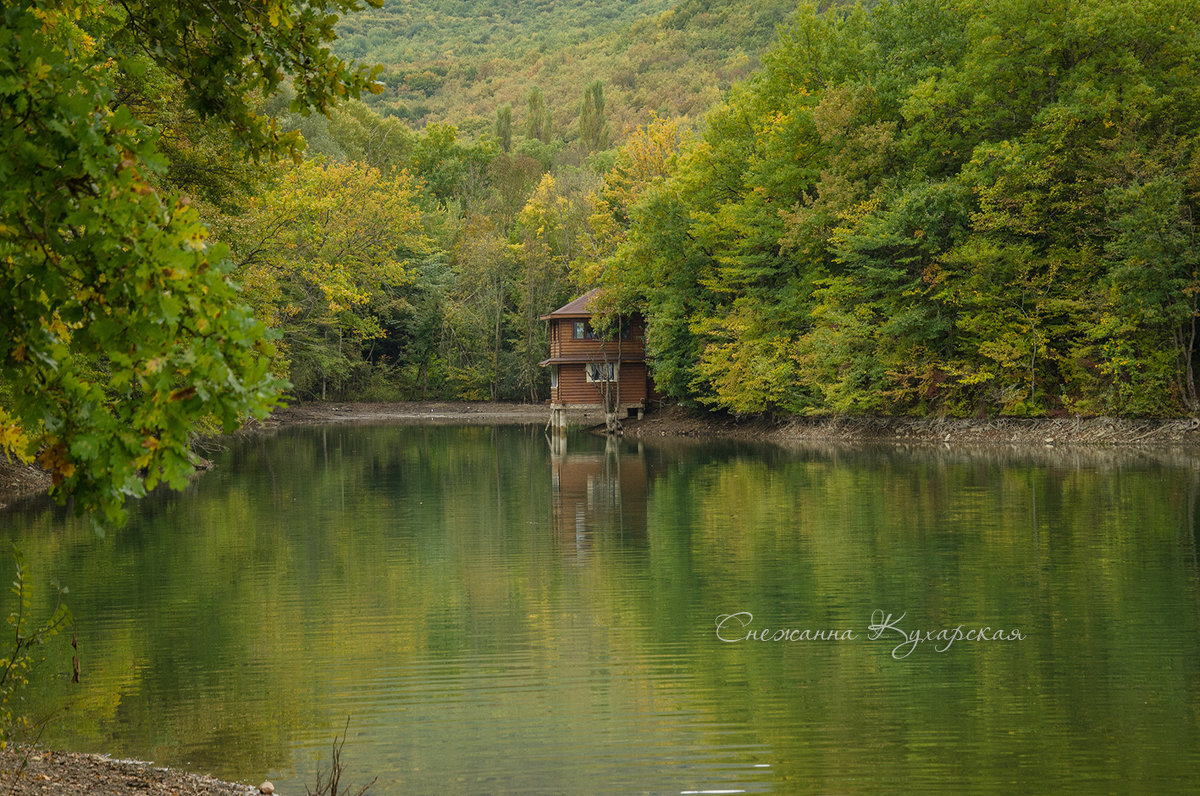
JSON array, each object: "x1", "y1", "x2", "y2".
[
  {"x1": 0, "y1": 747, "x2": 259, "y2": 796},
  {"x1": 620, "y1": 404, "x2": 1200, "y2": 447}
]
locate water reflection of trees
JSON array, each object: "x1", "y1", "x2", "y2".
[{"x1": 3, "y1": 429, "x2": 1200, "y2": 791}]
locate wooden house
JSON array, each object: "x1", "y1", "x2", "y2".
[{"x1": 540, "y1": 288, "x2": 651, "y2": 424}]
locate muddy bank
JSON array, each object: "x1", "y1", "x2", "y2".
[
  {"x1": 621, "y1": 404, "x2": 1200, "y2": 447},
  {"x1": 255, "y1": 400, "x2": 601, "y2": 429},
  {"x1": 0, "y1": 747, "x2": 258, "y2": 795},
  {"x1": 268, "y1": 401, "x2": 1200, "y2": 448},
  {"x1": 0, "y1": 460, "x2": 50, "y2": 511}
]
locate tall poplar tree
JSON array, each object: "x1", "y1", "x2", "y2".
[
  {"x1": 526, "y1": 86, "x2": 552, "y2": 144},
  {"x1": 579, "y1": 80, "x2": 610, "y2": 152},
  {"x1": 496, "y1": 103, "x2": 513, "y2": 153}
]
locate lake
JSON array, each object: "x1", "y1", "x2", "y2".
[{"x1": 2, "y1": 424, "x2": 1200, "y2": 793}]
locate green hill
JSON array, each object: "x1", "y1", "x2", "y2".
[
  {"x1": 335, "y1": 0, "x2": 675, "y2": 63},
  {"x1": 336, "y1": 0, "x2": 797, "y2": 142}
]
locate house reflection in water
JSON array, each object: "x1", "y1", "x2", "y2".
[{"x1": 550, "y1": 435, "x2": 649, "y2": 558}]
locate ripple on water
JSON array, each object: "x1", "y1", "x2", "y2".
[{"x1": 2, "y1": 427, "x2": 1199, "y2": 794}]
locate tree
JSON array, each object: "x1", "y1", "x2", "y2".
[
  {"x1": 230, "y1": 160, "x2": 428, "y2": 400},
  {"x1": 512, "y1": 175, "x2": 577, "y2": 401},
  {"x1": 579, "y1": 80, "x2": 610, "y2": 153},
  {"x1": 579, "y1": 115, "x2": 685, "y2": 294},
  {"x1": 496, "y1": 103, "x2": 513, "y2": 153},
  {"x1": 326, "y1": 101, "x2": 417, "y2": 174},
  {"x1": 445, "y1": 218, "x2": 516, "y2": 400},
  {"x1": 526, "y1": 86, "x2": 552, "y2": 144},
  {"x1": 596, "y1": 0, "x2": 1200, "y2": 418},
  {"x1": 0, "y1": 0, "x2": 382, "y2": 525},
  {"x1": 404, "y1": 123, "x2": 499, "y2": 211},
  {"x1": 487, "y1": 153, "x2": 545, "y2": 226},
  {"x1": 1098, "y1": 177, "x2": 1200, "y2": 413}
]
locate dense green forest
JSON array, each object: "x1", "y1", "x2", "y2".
[
  {"x1": 595, "y1": 0, "x2": 1200, "y2": 418},
  {"x1": 290, "y1": 0, "x2": 1200, "y2": 419},
  {"x1": 204, "y1": 0, "x2": 807, "y2": 408},
  {"x1": 3, "y1": 0, "x2": 1200, "y2": 521}
]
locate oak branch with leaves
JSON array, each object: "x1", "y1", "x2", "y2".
[{"x1": 0, "y1": 0, "x2": 383, "y2": 526}]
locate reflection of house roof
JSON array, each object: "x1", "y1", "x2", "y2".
[{"x1": 540, "y1": 287, "x2": 603, "y2": 320}]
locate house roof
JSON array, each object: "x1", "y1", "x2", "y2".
[{"x1": 539, "y1": 287, "x2": 603, "y2": 320}]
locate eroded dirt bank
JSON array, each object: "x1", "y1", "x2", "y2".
[
  {"x1": 0, "y1": 460, "x2": 50, "y2": 509},
  {"x1": 257, "y1": 400, "x2": 595, "y2": 428},
  {"x1": 620, "y1": 405, "x2": 1200, "y2": 447}
]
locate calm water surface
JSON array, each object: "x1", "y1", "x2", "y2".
[{"x1": 2, "y1": 425, "x2": 1200, "y2": 794}]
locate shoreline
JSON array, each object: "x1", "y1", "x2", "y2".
[
  {"x1": 252, "y1": 400, "x2": 1200, "y2": 449},
  {"x1": 0, "y1": 747, "x2": 258, "y2": 795},
  {"x1": 620, "y1": 405, "x2": 1200, "y2": 447},
  {"x1": 253, "y1": 400, "x2": 600, "y2": 428},
  {"x1": 6, "y1": 402, "x2": 1200, "y2": 510}
]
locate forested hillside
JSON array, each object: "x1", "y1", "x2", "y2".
[
  {"x1": 593, "y1": 0, "x2": 1200, "y2": 417},
  {"x1": 336, "y1": 0, "x2": 674, "y2": 62},
  {"x1": 336, "y1": 0, "x2": 796, "y2": 139},
  {"x1": 187, "y1": 0, "x2": 805, "y2": 408}
]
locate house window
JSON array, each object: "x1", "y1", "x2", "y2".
[
  {"x1": 586, "y1": 362, "x2": 618, "y2": 382},
  {"x1": 572, "y1": 318, "x2": 634, "y2": 340},
  {"x1": 550, "y1": 366, "x2": 559, "y2": 389}
]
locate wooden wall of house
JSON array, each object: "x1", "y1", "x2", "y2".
[
  {"x1": 551, "y1": 362, "x2": 648, "y2": 406},
  {"x1": 548, "y1": 319, "x2": 647, "y2": 360},
  {"x1": 617, "y1": 362, "x2": 649, "y2": 404}
]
